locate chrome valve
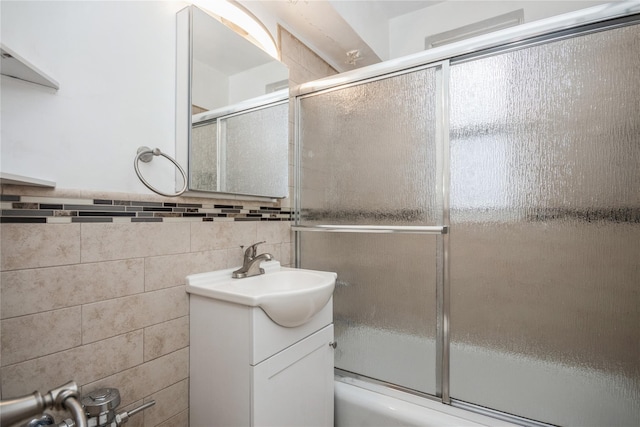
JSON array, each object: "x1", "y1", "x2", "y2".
[{"x1": 81, "y1": 388, "x2": 155, "y2": 427}]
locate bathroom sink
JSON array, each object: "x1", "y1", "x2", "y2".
[{"x1": 186, "y1": 261, "x2": 336, "y2": 327}]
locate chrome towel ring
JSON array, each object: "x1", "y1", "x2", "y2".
[{"x1": 134, "y1": 146, "x2": 187, "y2": 197}]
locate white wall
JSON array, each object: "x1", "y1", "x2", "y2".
[
  {"x1": 193, "y1": 60, "x2": 288, "y2": 111},
  {"x1": 389, "y1": 1, "x2": 612, "y2": 58},
  {"x1": 1, "y1": 1, "x2": 187, "y2": 195},
  {"x1": 329, "y1": 0, "x2": 391, "y2": 61},
  {"x1": 192, "y1": 58, "x2": 229, "y2": 111},
  {"x1": 228, "y1": 61, "x2": 288, "y2": 105}
]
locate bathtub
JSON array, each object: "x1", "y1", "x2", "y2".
[
  {"x1": 334, "y1": 376, "x2": 519, "y2": 427},
  {"x1": 332, "y1": 324, "x2": 639, "y2": 426}
]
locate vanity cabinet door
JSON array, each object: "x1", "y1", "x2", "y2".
[{"x1": 252, "y1": 324, "x2": 334, "y2": 427}]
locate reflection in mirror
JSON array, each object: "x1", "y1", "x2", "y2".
[
  {"x1": 176, "y1": 5, "x2": 289, "y2": 199},
  {"x1": 191, "y1": 91, "x2": 288, "y2": 197},
  {"x1": 191, "y1": 5, "x2": 288, "y2": 111}
]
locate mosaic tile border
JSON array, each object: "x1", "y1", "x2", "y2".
[{"x1": 0, "y1": 195, "x2": 292, "y2": 224}]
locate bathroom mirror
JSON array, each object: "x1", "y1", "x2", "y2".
[{"x1": 176, "y1": 5, "x2": 289, "y2": 198}]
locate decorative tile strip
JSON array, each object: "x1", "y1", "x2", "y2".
[
  {"x1": 71, "y1": 217, "x2": 114, "y2": 223},
  {"x1": 0, "y1": 195, "x2": 20, "y2": 202},
  {"x1": 0, "y1": 195, "x2": 293, "y2": 224},
  {"x1": 1, "y1": 217, "x2": 46, "y2": 223}
]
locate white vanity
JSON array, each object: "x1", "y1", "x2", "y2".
[{"x1": 186, "y1": 261, "x2": 336, "y2": 427}]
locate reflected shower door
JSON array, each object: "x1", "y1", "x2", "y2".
[
  {"x1": 221, "y1": 102, "x2": 288, "y2": 196},
  {"x1": 191, "y1": 120, "x2": 218, "y2": 191},
  {"x1": 190, "y1": 101, "x2": 288, "y2": 196},
  {"x1": 449, "y1": 23, "x2": 640, "y2": 425},
  {"x1": 297, "y1": 66, "x2": 443, "y2": 394}
]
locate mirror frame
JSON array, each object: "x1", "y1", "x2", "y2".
[{"x1": 175, "y1": 5, "x2": 289, "y2": 200}]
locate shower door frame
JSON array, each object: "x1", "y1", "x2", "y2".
[
  {"x1": 293, "y1": 2, "x2": 640, "y2": 424},
  {"x1": 294, "y1": 59, "x2": 450, "y2": 400}
]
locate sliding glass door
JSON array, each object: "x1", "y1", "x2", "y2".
[
  {"x1": 449, "y1": 23, "x2": 640, "y2": 425},
  {"x1": 295, "y1": 16, "x2": 640, "y2": 426},
  {"x1": 296, "y1": 65, "x2": 445, "y2": 395}
]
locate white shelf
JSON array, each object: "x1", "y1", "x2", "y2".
[
  {"x1": 1, "y1": 43, "x2": 59, "y2": 90},
  {"x1": 0, "y1": 172, "x2": 56, "y2": 188}
]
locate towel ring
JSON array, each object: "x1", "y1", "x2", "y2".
[{"x1": 134, "y1": 146, "x2": 187, "y2": 197}]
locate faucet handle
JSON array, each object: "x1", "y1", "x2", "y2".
[{"x1": 244, "y1": 241, "x2": 266, "y2": 258}]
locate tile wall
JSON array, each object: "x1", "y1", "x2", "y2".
[{"x1": 0, "y1": 187, "x2": 293, "y2": 427}]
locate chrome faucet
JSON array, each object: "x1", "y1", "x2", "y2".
[{"x1": 232, "y1": 241, "x2": 273, "y2": 279}]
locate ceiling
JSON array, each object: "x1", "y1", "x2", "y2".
[
  {"x1": 237, "y1": 0, "x2": 444, "y2": 71},
  {"x1": 237, "y1": 0, "x2": 611, "y2": 73}
]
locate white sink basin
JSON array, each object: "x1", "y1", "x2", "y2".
[{"x1": 186, "y1": 261, "x2": 336, "y2": 327}]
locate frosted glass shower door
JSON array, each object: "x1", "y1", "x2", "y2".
[
  {"x1": 449, "y1": 24, "x2": 640, "y2": 425},
  {"x1": 297, "y1": 66, "x2": 443, "y2": 394}
]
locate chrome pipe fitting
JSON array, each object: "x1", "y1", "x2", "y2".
[
  {"x1": 62, "y1": 396, "x2": 87, "y2": 427},
  {"x1": 1, "y1": 391, "x2": 48, "y2": 426},
  {"x1": 0, "y1": 381, "x2": 87, "y2": 427},
  {"x1": 25, "y1": 414, "x2": 55, "y2": 427},
  {"x1": 113, "y1": 401, "x2": 156, "y2": 426},
  {"x1": 82, "y1": 388, "x2": 155, "y2": 427}
]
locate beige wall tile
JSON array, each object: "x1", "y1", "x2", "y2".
[
  {"x1": 281, "y1": 221, "x2": 293, "y2": 243},
  {"x1": 80, "y1": 223, "x2": 190, "y2": 263},
  {"x1": 1, "y1": 259, "x2": 144, "y2": 319},
  {"x1": 1, "y1": 307, "x2": 82, "y2": 366},
  {"x1": 225, "y1": 246, "x2": 244, "y2": 268},
  {"x1": 258, "y1": 243, "x2": 281, "y2": 265},
  {"x1": 190, "y1": 221, "x2": 257, "y2": 252},
  {"x1": 257, "y1": 221, "x2": 291, "y2": 245},
  {"x1": 281, "y1": 242, "x2": 293, "y2": 267},
  {"x1": 83, "y1": 287, "x2": 187, "y2": 344},
  {"x1": 144, "y1": 316, "x2": 189, "y2": 362},
  {"x1": 1, "y1": 224, "x2": 81, "y2": 271},
  {"x1": 256, "y1": 221, "x2": 280, "y2": 244},
  {"x1": 142, "y1": 379, "x2": 188, "y2": 427},
  {"x1": 82, "y1": 348, "x2": 188, "y2": 408},
  {"x1": 0, "y1": 187, "x2": 300, "y2": 424},
  {"x1": 258, "y1": 221, "x2": 292, "y2": 266},
  {"x1": 1, "y1": 331, "x2": 143, "y2": 397},
  {"x1": 280, "y1": 27, "x2": 337, "y2": 86},
  {"x1": 155, "y1": 409, "x2": 188, "y2": 427},
  {"x1": 120, "y1": 400, "x2": 145, "y2": 427},
  {"x1": 144, "y1": 250, "x2": 227, "y2": 291}
]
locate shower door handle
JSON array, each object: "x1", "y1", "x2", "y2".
[{"x1": 292, "y1": 225, "x2": 448, "y2": 234}]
